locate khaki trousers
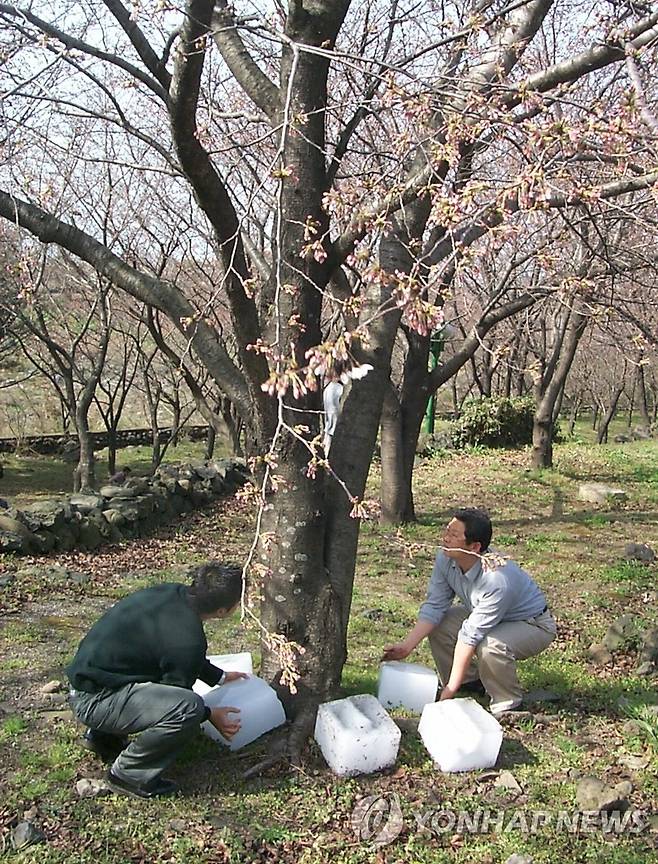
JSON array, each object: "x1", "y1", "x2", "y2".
[{"x1": 428, "y1": 606, "x2": 557, "y2": 714}]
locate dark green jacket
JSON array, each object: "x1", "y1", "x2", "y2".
[{"x1": 67, "y1": 583, "x2": 222, "y2": 693}]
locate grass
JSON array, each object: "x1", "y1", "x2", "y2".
[
  {"x1": 0, "y1": 439, "x2": 225, "y2": 507},
  {"x1": 0, "y1": 432, "x2": 657, "y2": 862}
]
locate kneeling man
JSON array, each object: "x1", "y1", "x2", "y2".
[
  {"x1": 68, "y1": 562, "x2": 246, "y2": 798},
  {"x1": 384, "y1": 508, "x2": 556, "y2": 715}
]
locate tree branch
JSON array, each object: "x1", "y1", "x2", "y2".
[
  {"x1": 0, "y1": 3, "x2": 169, "y2": 103},
  {"x1": 0, "y1": 189, "x2": 252, "y2": 418},
  {"x1": 169, "y1": 0, "x2": 272, "y2": 432},
  {"x1": 102, "y1": 0, "x2": 172, "y2": 92},
  {"x1": 210, "y1": 1, "x2": 280, "y2": 123}
]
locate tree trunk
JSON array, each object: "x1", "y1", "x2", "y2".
[
  {"x1": 637, "y1": 363, "x2": 651, "y2": 428},
  {"x1": 107, "y1": 429, "x2": 117, "y2": 477},
  {"x1": 73, "y1": 405, "x2": 96, "y2": 492},
  {"x1": 567, "y1": 395, "x2": 581, "y2": 436},
  {"x1": 205, "y1": 425, "x2": 216, "y2": 460},
  {"x1": 597, "y1": 383, "x2": 625, "y2": 444},
  {"x1": 532, "y1": 310, "x2": 587, "y2": 469}
]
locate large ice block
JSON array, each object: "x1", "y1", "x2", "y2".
[
  {"x1": 196, "y1": 675, "x2": 286, "y2": 751},
  {"x1": 314, "y1": 694, "x2": 401, "y2": 777},
  {"x1": 193, "y1": 652, "x2": 254, "y2": 697},
  {"x1": 418, "y1": 698, "x2": 503, "y2": 772},
  {"x1": 377, "y1": 661, "x2": 438, "y2": 713}
]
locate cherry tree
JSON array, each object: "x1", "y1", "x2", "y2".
[{"x1": 1, "y1": 1, "x2": 657, "y2": 755}]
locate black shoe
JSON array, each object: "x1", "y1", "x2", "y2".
[
  {"x1": 460, "y1": 679, "x2": 487, "y2": 696},
  {"x1": 107, "y1": 769, "x2": 179, "y2": 800},
  {"x1": 82, "y1": 729, "x2": 128, "y2": 763}
]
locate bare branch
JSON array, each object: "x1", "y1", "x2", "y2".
[
  {"x1": 0, "y1": 3, "x2": 169, "y2": 102},
  {"x1": 211, "y1": 1, "x2": 280, "y2": 123}
]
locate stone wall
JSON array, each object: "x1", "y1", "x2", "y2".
[
  {"x1": 0, "y1": 425, "x2": 211, "y2": 456},
  {"x1": 0, "y1": 459, "x2": 249, "y2": 555}
]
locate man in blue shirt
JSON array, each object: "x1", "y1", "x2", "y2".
[{"x1": 383, "y1": 508, "x2": 556, "y2": 714}]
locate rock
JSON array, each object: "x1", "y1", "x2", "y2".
[
  {"x1": 637, "y1": 627, "x2": 658, "y2": 674},
  {"x1": 41, "y1": 693, "x2": 68, "y2": 707},
  {"x1": 587, "y1": 642, "x2": 613, "y2": 664},
  {"x1": 75, "y1": 778, "x2": 111, "y2": 798},
  {"x1": 614, "y1": 780, "x2": 633, "y2": 798},
  {"x1": 0, "y1": 572, "x2": 15, "y2": 587},
  {"x1": 624, "y1": 542, "x2": 655, "y2": 563},
  {"x1": 636, "y1": 661, "x2": 655, "y2": 676},
  {"x1": 0, "y1": 513, "x2": 37, "y2": 543},
  {"x1": 576, "y1": 776, "x2": 630, "y2": 813},
  {"x1": 100, "y1": 484, "x2": 137, "y2": 499},
  {"x1": 39, "y1": 680, "x2": 62, "y2": 695},
  {"x1": 102, "y1": 508, "x2": 126, "y2": 527},
  {"x1": 504, "y1": 856, "x2": 533, "y2": 864},
  {"x1": 361, "y1": 608, "x2": 385, "y2": 620},
  {"x1": 495, "y1": 770, "x2": 522, "y2": 793},
  {"x1": 32, "y1": 530, "x2": 57, "y2": 553},
  {"x1": 70, "y1": 494, "x2": 105, "y2": 513},
  {"x1": 11, "y1": 821, "x2": 45, "y2": 851},
  {"x1": 168, "y1": 818, "x2": 187, "y2": 833},
  {"x1": 622, "y1": 719, "x2": 643, "y2": 736},
  {"x1": 578, "y1": 483, "x2": 627, "y2": 505},
  {"x1": 602, "y1": 615, "x2": 637, "y2": 651},
  {"x1": 124, "y1": 479, "x2": 149, "y2": 495},
  {"x1": 523, "y1": 688, "x2": 560, "y2": 704},
  {"x1": 54, "y1": 525, "x2": 77, "y2": 552},
  {"x1": 20, "y1": 500, "x2": 68, "y2": 532},
  {"x1": 0, "y1": 530, "x2": 28, "y2": 552},
  {"x1": 78, "y1": 520, "x2": 103, "y2": 550},
  {"x1": 618, "y1": 754, "x2": 649, "y2": 771}
]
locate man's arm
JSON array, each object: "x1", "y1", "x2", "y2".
[
  {"x1": 439, "y1": 640, "x2": 476, "y2": 700},
  {"x1": 383, "y1": 619, "x2": 436, "y2": 660},
  {"x1": 383, "y1": 552, "x2": 455, "y2": 660}
]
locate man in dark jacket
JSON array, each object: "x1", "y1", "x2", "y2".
[{"x1": 67, "y1": 562, "x2": 246, "y2": 798}]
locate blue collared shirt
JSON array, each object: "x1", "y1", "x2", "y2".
[{"x1": 418, "y1": 549, "x2": 548, "y2": 647}]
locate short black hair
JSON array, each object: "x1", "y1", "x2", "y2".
[
  {"x1": 187, "y1": 562, "x2": 242, "y2": 614},
  {"x1": 453, "y1": 508, "x2": 492, "y2": 552}
]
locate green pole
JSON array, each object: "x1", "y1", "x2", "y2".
[{"x1": 424, "y1": 330, "x2": 445, "y2": 435}]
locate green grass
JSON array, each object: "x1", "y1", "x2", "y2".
[{"x1": 0, "y1": 436, "x2": 657, "y2": 862}]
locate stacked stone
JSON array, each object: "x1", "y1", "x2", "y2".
[{"x1": 0, "y1": 459, "x2": 248, "y2": 555}]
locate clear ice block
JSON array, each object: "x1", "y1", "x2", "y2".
[
  {"x1": 195, "y1": 674, "x2": 286, "y2": 751},
  {"x1": 418, "y1": 697, "x2": 503, "y2": 772},
  {"x1": 377, "y1": 661, "x2": 439, "y2": 713},
  {"x1": 314, "y1": 694, "x2": 401, "y2": 777}
]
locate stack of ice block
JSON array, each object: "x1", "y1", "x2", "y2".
[
  {"x1": 418, "y1": 697, "x2": 503, "y2": 772},
  {"x1": 377, "y1": 661, "x2": 439, "y2": 713},
  {"x1": 314, "y1": 694, "x2": 401, "y2": 777}
]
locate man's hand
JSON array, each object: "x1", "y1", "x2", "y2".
[
  {"x1": 209, "y1": 706, "x2": 241, "y2": 739},
  {"x1": 439, "y1": 685, "x2": 458, "y2": 701},
  {"x1": 382, "y1": 641, "x2": 412, "y2": 661},
  {"x1": 223, "y1": 671, "x2": 249, "y2": 684}
]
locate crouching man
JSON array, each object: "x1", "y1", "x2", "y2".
[
  {"x1": 67, "y1": 562, "x2": 246, "y2": 798},
  {"x1": 383, "y1": 508, "x2": 556, "y2": 715}
]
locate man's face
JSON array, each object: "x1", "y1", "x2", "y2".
[{"x1": 442, "y1": 518, "x2": 481, "y2": 557}]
